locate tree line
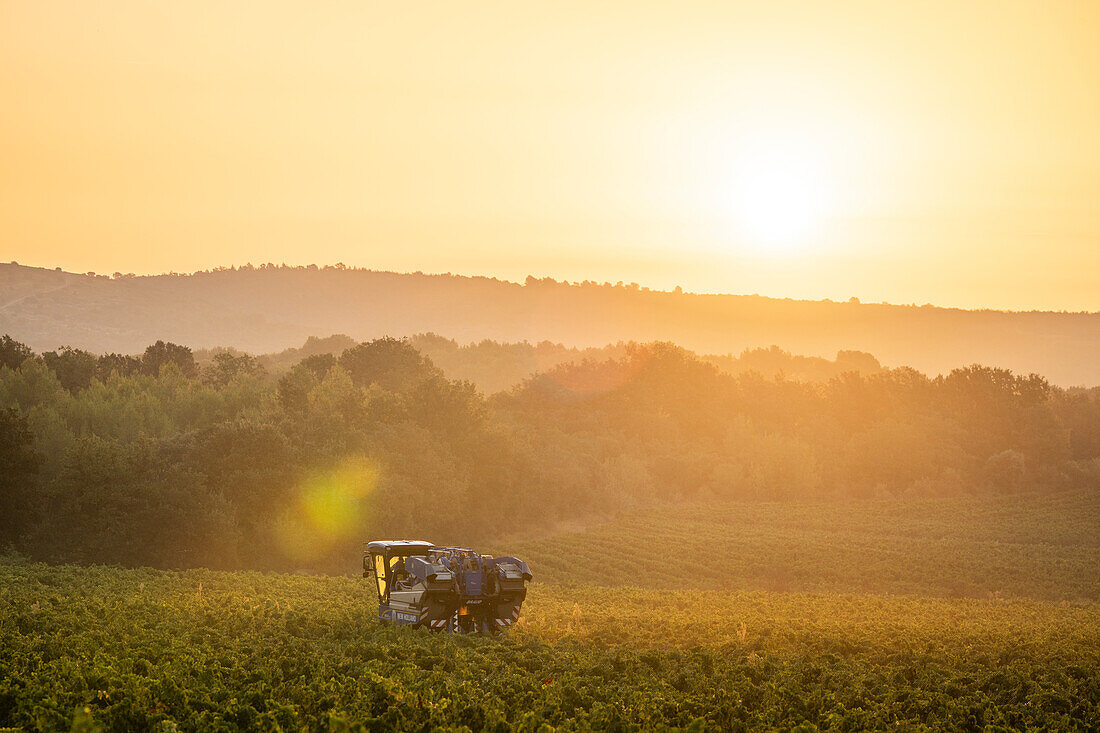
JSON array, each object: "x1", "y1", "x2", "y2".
[
  {"x1": 1, "y1": 334, "x2": 1097, "y2": 572},
  {"x1": 231, "y1": 333, "x2": 884, "y2": 395}
]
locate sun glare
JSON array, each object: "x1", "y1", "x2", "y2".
[{"x1": 729, "y1": 137, "x2": 832, "y2": 254}]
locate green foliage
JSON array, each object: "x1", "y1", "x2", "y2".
[
  {"x1": 201, "y1": 351, "x2": 265, "y2": 387},
  {"x1": 507, "y1": 491, "x2": 1100, "y2": 601},
  {"x1": 0, "y1": 562, "x2": 1096, "y2": 732},
  {"x1": 0, "y1": 357, "x2": 67, "y2": 412},
  {"x1": 0, "y1": 408, "x2": 42, "y2": 546},
  {"x1": 338, "y1": 337, "x2": 441, "y2": 392},
  {"x1": 94, "y1": 352, "x2": 142, "y2": 379},
  {"x1": 0, "y1": 336, "x2": 1098, "y2": 573},
  {"x1": 41, "y1": 347, "x2": 98, "y2": 393},
  {"x1": 141, "y1": 341, "x2": 197, "y2": 378},
  {"x1": 25, "y1": 436, "x2": 238, "y2": 568},
  {"x1": 0, "y1": 334, "x2": 35, "y2": 370}
]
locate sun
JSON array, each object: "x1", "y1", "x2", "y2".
[{"x1": 729, "y1": 137, "x2": 832, "y2": 254}]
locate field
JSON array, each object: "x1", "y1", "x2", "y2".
[
  {"x1": 2, "y1": 491, "x2": 1098, "y2": 732},
  {"x1": 508, "y1": 490, "x2": 1100, "y2": 601}
]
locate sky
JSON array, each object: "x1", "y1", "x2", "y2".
[{"x1": 2, "y1": 1, "x2": 1098, "y2": 311}]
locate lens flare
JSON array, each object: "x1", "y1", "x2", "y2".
[{"x1": 275, "y1": 457, "x2": 380, "y2": 563}]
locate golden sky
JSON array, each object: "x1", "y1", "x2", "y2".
[{"x1": 2, "y1": 1, "x2": 1098, "y2": 311}]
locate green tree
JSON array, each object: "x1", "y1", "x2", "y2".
[
  {"x1": 42, "y1": 345, "x2": 98, "y2": 393},
  {"x1": 142, "y1": 340, "x2": 197, "y2": 377},
  {"x1": 299, "y1": 352, "x2": 337, "y2": 378},
  {"x1": 338, "y1": 338, "x2": 441, "y2": 392},
  {"x1": 984, "y1": 449, "x2": 1027, "y2": 493},
  {"x1": 405, "y1": 376, "x2": 486, "y2": 442},
  {"x1": 277, "y1": 354, "x2": 336, "y2": 414},
  {"x1": 31, "y1": 436, "x2": 238, "y2": 568},
  {"x1": 0, "y1": 334, "x2": 34, "y2": 370},
  {"x1": 202, "y1": 351, "x2": 265, "y2": 387},
  {"x1": 0, "y1": 408, "x2": 42, "y2": 546},
  {"x1": 0, "y1": 356, "x2": 68, "y2": 411},
  {"x1": 96, "y1": 352, "x2": 142, "y2": 378}
]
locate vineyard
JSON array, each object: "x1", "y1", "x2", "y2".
[
  {"x1": 507, "y1": 489, "x2": 1100, "y2": 601},
  {"x1": 2, "y1": 491, "x2": 1098, "y2": 731}
]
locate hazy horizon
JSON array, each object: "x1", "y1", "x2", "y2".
[
  {"x1": 9, "y1": 260, "x2": 1100, "y2": 315},
  {"x1": 4, "y1": 261, "x2": 1099, "y2": 386},
  {"x1": 4, "y1": 1, "x2": 1099, "y2": 312},
  {"x1": 1, "y1": 4, "x2": 1098, "y2": 728}
]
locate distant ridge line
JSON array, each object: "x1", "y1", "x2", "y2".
[
  {"x1": 9, "y1": 262, "x2": 1097, "y2": 315},
  {"x1": 1, "y1": 263, "x2": 1097, "y2": 385}
]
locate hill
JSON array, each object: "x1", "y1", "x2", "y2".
[{"x1": 2, "y1": 263, "x2": 1098, "y2": 386}]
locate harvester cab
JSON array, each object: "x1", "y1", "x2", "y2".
[{"x1": 363, "y1": 540, "x2": 531, "y2": 633}]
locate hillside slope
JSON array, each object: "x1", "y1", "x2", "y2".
[
  {"x1": 2, "y1": 263, "x2": 1098, "y2": 385},
  {"x1": 504, "y1": 490, "x2": 1100, "y2": 601}
]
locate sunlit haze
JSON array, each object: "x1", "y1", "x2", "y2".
[
  {"x1": 2, "y1": 1, "x2": 1099, "y2": 310},
  {"x1": 1, "y1": 4, "x2": 1099, "y2": 726}
]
